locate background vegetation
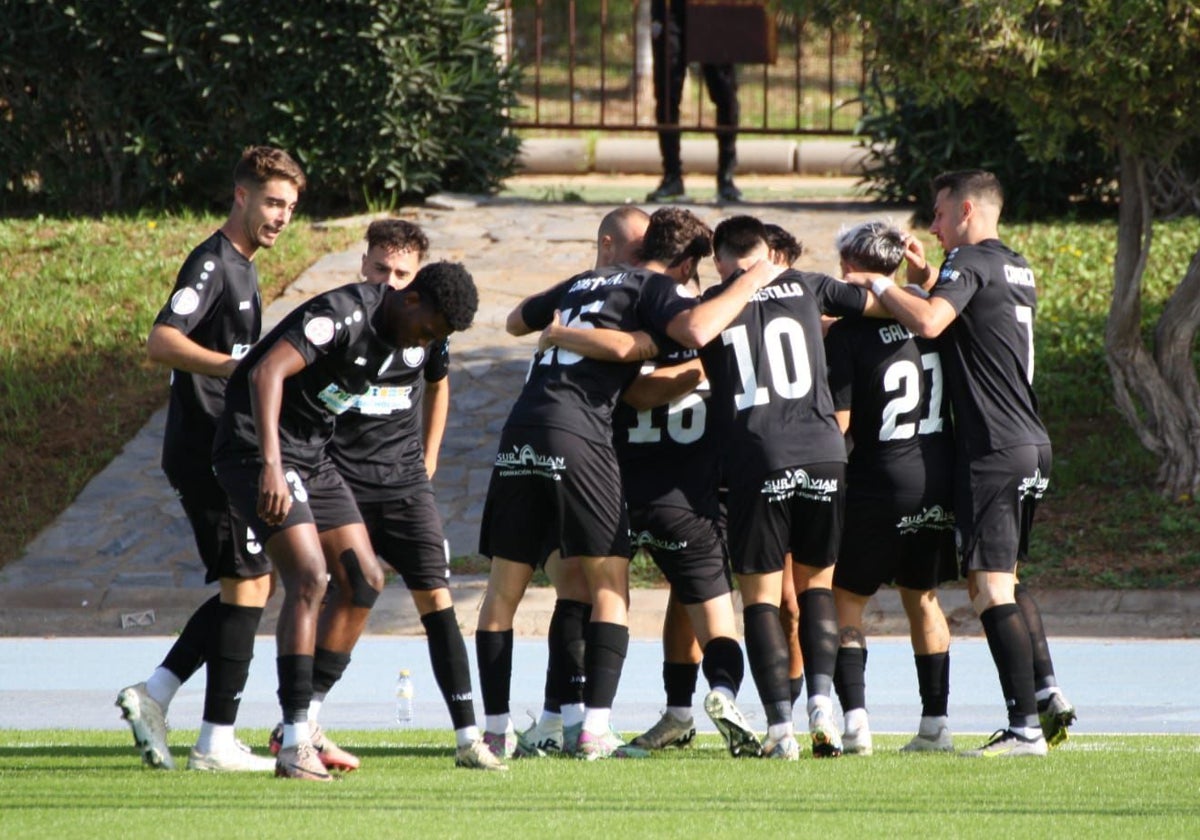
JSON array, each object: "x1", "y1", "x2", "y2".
[
  {"x1": 0, "y1": 0, "x2": 520, "y2": 215},
  {"x1": 0, "y1": 214, "x2": 362, "y2": 567}
]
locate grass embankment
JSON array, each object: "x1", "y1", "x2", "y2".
[{"x1": 0, "y1": 214, "x2": 362, "y2": 566}]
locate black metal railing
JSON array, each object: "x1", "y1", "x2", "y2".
[{"x1": 499, "y1": 0, "x2": 867, "y2": 135}]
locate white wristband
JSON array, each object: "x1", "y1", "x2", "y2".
[{"x1": 871, "y1": 277, "x2": 895, "y2": 298}]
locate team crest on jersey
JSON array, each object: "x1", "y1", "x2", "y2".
[
  {"x1": 304, "y1": 316, "x2": 336, "y2": 346},
  {"x1": 403, "y1": 346, "x2": 425, "y2": 367},
  {"x1": 761, "y1": 468, "x2": 838, "y2": 503},
  {"x1": 896, "y1": 505, "x2": 955, "y2": 535},
  {"x1": 170, "y1": 287, "x2": 200, "y2": 316}
]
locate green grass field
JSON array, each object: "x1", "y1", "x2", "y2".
[{"x1": 2, "y1": 730, "x2": 1198, "y2": 838}]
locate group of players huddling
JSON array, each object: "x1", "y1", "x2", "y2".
[{"x1": 117, "y1": 146, "x2": 1076, "y2": 781}]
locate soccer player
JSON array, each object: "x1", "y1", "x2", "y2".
[
  {"x1": 860, "y1": 170, "x2": 1076, "y2": 757},
  {"x1": 824, "y1": 220, "x2": 957, "y2": 755},
  {"x1": 515, "y1": 206, "x2": 652, "y2": 758},
  {"x1": 476, "y1": 207, "x2": 781, "y2": 760},
  {"x1": 541, "y1": 276, "x2": 762, "y2": 759},
  {"x1": 117, "y1": 146, "x2": 305, "y2": 773},
  {"x1": 763, "y1": 223, "x2": 807, "y2": 707},
  {"x1": 697, "y1": 215, "x2": 887, "y2": 760},
  {"x1": 212, "y1": 262, "x2": 478, "y2": 780},
  {"x1": 262, "y1": 220, "x2": 504, "y2": 771}
]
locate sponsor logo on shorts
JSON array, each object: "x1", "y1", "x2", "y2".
[
  {"x1": 1018, "y1": 468, "x2": 1049, "y2": 500},
  {"x1": 896, "y1": 504, "x2": 955, "y2": 535},
  {"x1": 760, "y1": 468, "x2": 838, "y2": 503},
  {"x1": 494, "y1": 444, "x2": 567, "y2": 480},
  {"x1": 631, "y1": 530, "x2": 688, "y2": 551}
]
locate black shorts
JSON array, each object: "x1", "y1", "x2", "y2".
[
  {"x1": 629, "y1": 505, "x2": 731, "y2": 605},
  {"x1": 164, "y1": 463, "x2": 270, "y2": 582},
  {"x1": 480, "y1": 426, "x2": 629, "y2": 567},
  {"x1": 726, "y1": 462, "x2": 845, "y2": 575},
  {"x1": 215, "y1": 457, "x2": 364, "y2": 543},
  {"x1": 833, "y1": 494, "x2": 957, "y2": 596},
  {"x1": 955, "y1": 444, "x2": 1051, "y2": 575},
  {"x1": 356, "y1": 489, "x2": 449, "y2": 592}
]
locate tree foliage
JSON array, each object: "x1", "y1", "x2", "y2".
[
  {"x1": 0, "y1": 0, "x2": 520, "y2": 214},
  {"x1": 846, "y1": 0, "x2": 1200, "y2": 499}
]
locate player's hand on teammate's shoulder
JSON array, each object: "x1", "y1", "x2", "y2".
[
  {"x1": 841, "y1": 271, "x2": 875, "y2": 288},
  {"x1": 743, "y1": 257, "x2": 786, "y2": 290}
]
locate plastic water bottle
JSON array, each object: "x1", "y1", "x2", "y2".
[{"x1": 395, "y1": 669, "x2": 414, "y2": 724}]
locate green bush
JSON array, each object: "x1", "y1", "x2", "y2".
[
  {"x1": 855, "y1": 80, "x2": 1117, "y2": 222},
  {"x1": 0, "y1": 0, "x2": 520, "y2": 214}
]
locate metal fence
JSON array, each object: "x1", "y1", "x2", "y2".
[{"x1": 498, "y1": 0, "x2": 868, "y2": 135}]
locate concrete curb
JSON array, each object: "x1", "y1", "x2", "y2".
[{"x1": 519, "y1": 136, "x2": 871, "y2": 176}]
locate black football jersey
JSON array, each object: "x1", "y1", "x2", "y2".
[
  {"x1": 328, "y1": 337, "x2": 450, "y2": 501},
  {"x1": 214, "y1": 282, "x2": 407, "y2": 467},
  {"x1": 154, "y1": 231, "x2": 260, "y2": 471},
  {"x1": 825, "y1": 317, "x2": 955, "y2": 500},
  {"x1": 700, "y1": 268, "x2": 867, "y2": 482},
  {"x1": 931, "y1": 239, "x2": 1049, "y2": 457},
  {"x1": 613, "y1": 350, "x2": 720, "y2": 517},
  {"x1": 504, "y1": 264, "x2": 696, "y2": 443}
]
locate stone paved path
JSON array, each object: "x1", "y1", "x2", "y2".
[{"x1": 4, "y1": 188, "x2": 1198, "y2": 638}]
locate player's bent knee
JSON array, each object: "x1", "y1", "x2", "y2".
[{"x1": 340, "y1": 548, "x2": 382, "y2": 608}]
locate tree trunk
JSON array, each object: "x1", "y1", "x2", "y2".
[{"x1": 1105, "y1": 146, "x2": 1200, "y2": 500}]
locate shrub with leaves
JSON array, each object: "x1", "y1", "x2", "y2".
[
  {"x1": 856, "y1": 79, "x2": 1116, "y2": 222},
  {"x1": 0, "y1": 0, "x2": 520, "y2": 213}
]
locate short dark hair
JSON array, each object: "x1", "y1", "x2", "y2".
[
  {"x1": 598, "y1": 206, "x2": 649, "y2": 242},
  {"x1": 763, "y1": 223, "x2": 803, "y2": 266},
  {"x1": 712, "y1": 215, "x2": 768, "y2": 260},
  {"x1": 836, "y1": 220, "x2": 906, "y2": 275},
  {"x1": 410, "y1": 261, "x2": 478, "y2": 332},
  {"x1": 638, "y1": 207, "x2": 712, "y2": 266},
  {"x1": 234, "y1": 146, "x2": 306, "y2": 192},
  {"x1": 932, "y1": 169, "x2": 1004, "y2": 210},
  {"x1": 367, "y1": 219, "x2": 429, "y2": 260}
]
